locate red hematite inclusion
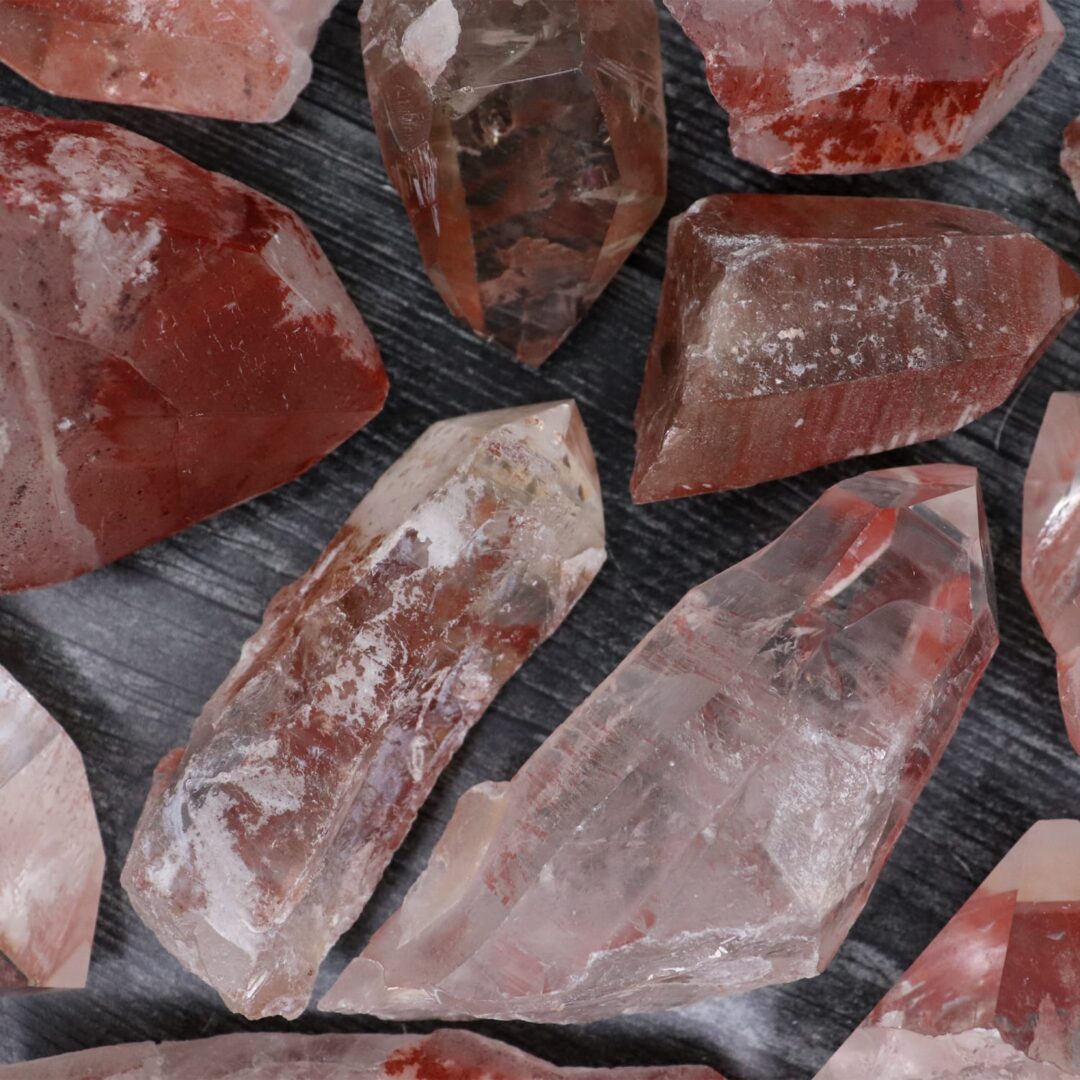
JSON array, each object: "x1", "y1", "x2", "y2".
[{"x1": 664, "y1": 0, "x2": 1064, "y2": 174}]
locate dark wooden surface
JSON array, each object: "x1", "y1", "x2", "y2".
[{"x1": 1, "y1": 5, "x2": 1079, "y2": 1078}]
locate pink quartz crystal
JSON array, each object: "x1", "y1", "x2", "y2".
[
  {"x1": 664, "y1": 0, "x2": 1064, "y2": 175},
  {"x1": 1063, "y1": 118, "x2": 1080, "y2": 197},
  {"x1": 633, "y1": 195, "x2": 1080, "y2": 503},
  {"x1": 0, "y1": 665, "x2": 104, "y2": 991},
  {"x1": 0, "y1": 107, "x2": 387, "y2": 593},
  {"x1": 816, "y1": 820, "x2": 1080, "y2": 1078},
  {"x1": 123, "y1": 401, "x2": 606, "y2": 1021},
  {"x1": 0, "y1": 1, "x2": 338, "y2": 122},
  {"x1": 361, "y1": 0, "x2": 668, "y2": 366},
  {"x1": 322, "y1": 464, "x2": 998, "y2": 1023}
]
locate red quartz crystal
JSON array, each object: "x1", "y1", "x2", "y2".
[{"x1": 1063, "y1": 117, "x2": 1080, "y2": 199}]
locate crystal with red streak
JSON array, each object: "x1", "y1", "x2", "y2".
[
  {"x1": 1062, "y1": 118, "x2": 1080, "y2": 198},
  {"x1": 0, "y1": 1, "x2": 337, "y2": 122},
  {"x1": 0, "y1": 108, "x2": 387, "y2": 592},
  {"x1": 816, "y1": 820, "x2": 1080, "y2": 1078},
  {"x1": 1, "y1": 1029, "x2": 724, "y2": 1079},
  {"x1": 122, "y1": 401, "x2": 606, "y2": 1020},
  {"x1": 664, "y1": 0, "x2": 1064, "y2": 175},
  {"x1": 633, "y1": 195, "x2": 1080, "y2": 504},
  {"x1": 0, "y1": 664, "x2": 104, "y2": 992},
  {"x1": 322, "y1": 464, "x2": 997, "y2": 1023},
  {"x1": 360, "y1": 0, "x2": 668, "y2": 367}
]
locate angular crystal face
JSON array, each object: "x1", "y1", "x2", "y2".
[
  {"x1": 633, "y1": 195, "x2": 1080, "y2": 503},
  {"x1": 664, "y1": 0, "x2": 1064, "y2": 175},
  {"x1": 360, "y1": 0, "x2": 668, "y2": 366},
  {"x1": 0, "y1": 0, "x2": 337, "y2": 121},
  {"x1": 122, "y1": 401, "x2": 606, "y2": 1021},
  {"x1": 816, "y1": 820, "x2": 1080, "y2": 1078},
  {"x1": 0, "y1": 107, "x2": 387, "y2": 592},
  {"x1": 1063, "y1": 118, "x2": 1080, "y2": 200},
  {"x1": 0, "y1": 665, "x2": 104, "y2": 992},
  {"x1": 322, "y1": 465, "x2": 998, "y2": 1023}
]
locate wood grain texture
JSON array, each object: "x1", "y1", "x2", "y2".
[{"x1": 0, "y1": 4, "x2": 1079, "y2": 1077}]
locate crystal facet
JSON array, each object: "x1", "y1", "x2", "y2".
[
  {"x1": 0, "y1": 1, "x2": 337, "y2": 122},
  {"x1": 0, "y1": 108, "x2": 387, "y2": 592},
  {"x1": 664, "y1": 0, "x2": 1064, "y2": 175},
  {"x1": 816, "y1": 820, "x2": 1080, "y2": 1079},
  {"x1": 0, "y1": 665, "x2": 104, "y2": 992},
  {"x1": 323, "y1": 464, "x2": 997, "y2": 1023},
  {"x1": 1063, "y1": 118, "x2": 1080, "y2": 199},
  {"x1": 360, "y1": 0, "x2": 668, "y2": 366},
  {"x1": 123, "y1": 401, "x2": 606, "y2": 1020},
  {"x1": 633, "y1": 195, "x2": 1080, "y2": 503}
]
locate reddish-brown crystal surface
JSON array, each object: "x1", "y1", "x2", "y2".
[
  {"x1": 360, "y1": 0, "x2": 667, "y2": 367},
  {"x1": 1063, "y1": 118, "x2": 1080, "y2": 198},
  {"x1": 664, "y1": 0, "x2": 1064, "y2": 175},
  {"x1": 633, "y1": 195, "x2": 1080, "y2": 503},
  {"x1": 0, "y1": 108, "x2": 387, "y2": 592}
]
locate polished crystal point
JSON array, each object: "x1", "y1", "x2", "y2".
[
  {"x1": 664, "y1": 0, "x2": 1064, "y2": 175},
  {"x1": 634, "y1": 195, "x2": 1080, "y2": 503},
  {"x1": 0, "y1": 1, "x2": 337, "y2": 121},
  {"x1": 817, "y1": 820, "x2": 1080, "y2": 1078},
  {"x1": 123, "y1": 401, "x2": 606, "y2": 1021},
  {"x1": 0, "y1": 665, "x2": 104, "y2": 992},
  {"x1": 1063, "y1": 118, "x2": 1080, "y2": 198},
  {"x1": 360, "y1": 0, "x2": 668, "y2": 366},
  {"x1": 0, "y1": 107, "x2": 387, "y2": 592},
  {"x1": 323, "y1": 464, "x2": 997, "y2": 1023}
]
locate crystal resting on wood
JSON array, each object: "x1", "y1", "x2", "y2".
[
  {"x1": 123, "y1": 401, "x2": 606, "y2": 1021},
  {"x1": 816, "y1": 820, "x2": 1080, "y2": 1079},
  {"x1": 0, "y1": 665, "x2": 104, "y2": 992},
  {"x1": 322, "y1": 464, "x2": 998, "y2": 1023},
  {"x1": 0, "y1": 0, "x2": 338, "y2": 122},
  {"x1": 360, "y1": 0, "x2": 668, "y2": 367},
  {"x1": 663, "y1": 0, "x2": 1064, "y2": 175},
  {"x1": 0, "y1": 107, "x2": 387, "y2": 592},
  {"x1": 633, "y1": 195, "x2": 1080, "y2": 504}
]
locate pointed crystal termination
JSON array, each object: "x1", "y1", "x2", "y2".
[
  {"x1": 633, "y1": 196, "x2": 1080, "y2": 503},
  {"x1": 0, "y1": 666, "x2": 104, "y2": 992},
  {"x1": 323, "y1": 465, "x2": 998, "y2": 1023},
  {"x1": 816, "y1": 820, "x2": 1080, "y2": 1078},
  {"x1": 0, "y1": 1, "x2": 338, "y2": 122},
  {"x1": 360, "y1": 0, "x2": 668, "y2": 367},
  {"x1": 1063, "y1": 118, "x2": 1080, "y2": 199},
  {"x1": 122, "y1": 401, "x2": 606, "y2": 1021},
  {"x1": 664, "y1": 0, "x2": 1064, "y2": 175},
  {"x1": 1, "y1": 1030, "x2": 724, "y2": 1079},
  {"x1": 0, "y1": 108, "x2": 388, "y2": 593}
]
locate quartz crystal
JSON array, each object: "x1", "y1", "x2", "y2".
[
  {"x1": 816, "y1": 819, "x2": 1080, "y2": 1079},
  {"x1": 1063, "y1": 117, "x2": 1080, "y2": 198},
  {"x1": 323, "y1": 464, "x2": 997, "y2": 1023},
  {"x1": 633, "y1": 195, "x2": 1080, "y2": 503},
  {"x1": 0, "y1": 1, "x2": 338, "y2": 122},
  {"x1": 123, "y1": 401, "x2": 606, "y2": 1021},
  {"x1": 0, "y1": 108, "x2": 387, "y2": 592},
  {"x1": 2, "y1": 1029, "x2": 723, "y2": 1079},
  {"x1": 0, "y1": 665, "x2": 104, "y2": 991},
  {"x1": 360, "y1": 0, "x2": 668, "y2": 367},
  {"x1": 664, "y1": 0, "x2": 1064, "y2": 175}
]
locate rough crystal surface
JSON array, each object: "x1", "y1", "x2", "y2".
[
  {"x1": 1063, "y1": 118, "x2": 1080, "y2": 199},
  {"x1": 123, "y1": 401, "x2": 606, "y2": 1021},
  {"x1": 634, "y1": 195, "x2": 1080, "y2": 503},
  {"x1": 0, "y1": 108, "x2": 387, "y2": 592},
  {"x1": 664, "y1": 0, "x2": 1064, "y2": 174},
  {"x1": 816, "y1": 820, "x2": 1080, "y2": 1079},
  {"x1": 323, "y1": 464, "x2": 997, "y2": 1023},
  {"x1": 0, "y1": 1, "x2": 337, "y2": 122},
  {"x1": 361, "y1": 0, "x2": 667, "y2": 367},
  {"x1": 0, "y1": 665, "x2": 104, "y2": 992}
]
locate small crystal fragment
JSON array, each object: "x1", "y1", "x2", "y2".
[
  {"x1": 664, "y1": 0, "x2": 1064, "y2": 175},
  {"x1": 123, "y1": 401, "x2": 606, "y2": 1020},
  {"x1": 0, "y1": 1, "x2": 337, "y2": 122},
  {"x1": 360, "y1": 0, "x2": 668, "y2": 366},
  {"x1": 1062, "y1": 117, "x2": 1080, "y2": 198},
  {"x1": 0, "y1": 665, "x2": 104, "y2": 992},
  {"x1": 633, "y1": 195, "x2": 1080, "y2": 503},
  {"x1": 816, "y1": 820, "x2": 1080, "y2": 1078},
  {"x1": 0, "y1": 107, "x2": 387, "y2": 592},
  {"x1": 323, "y1": 464, "x2": 997, "y2": 1023}
]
